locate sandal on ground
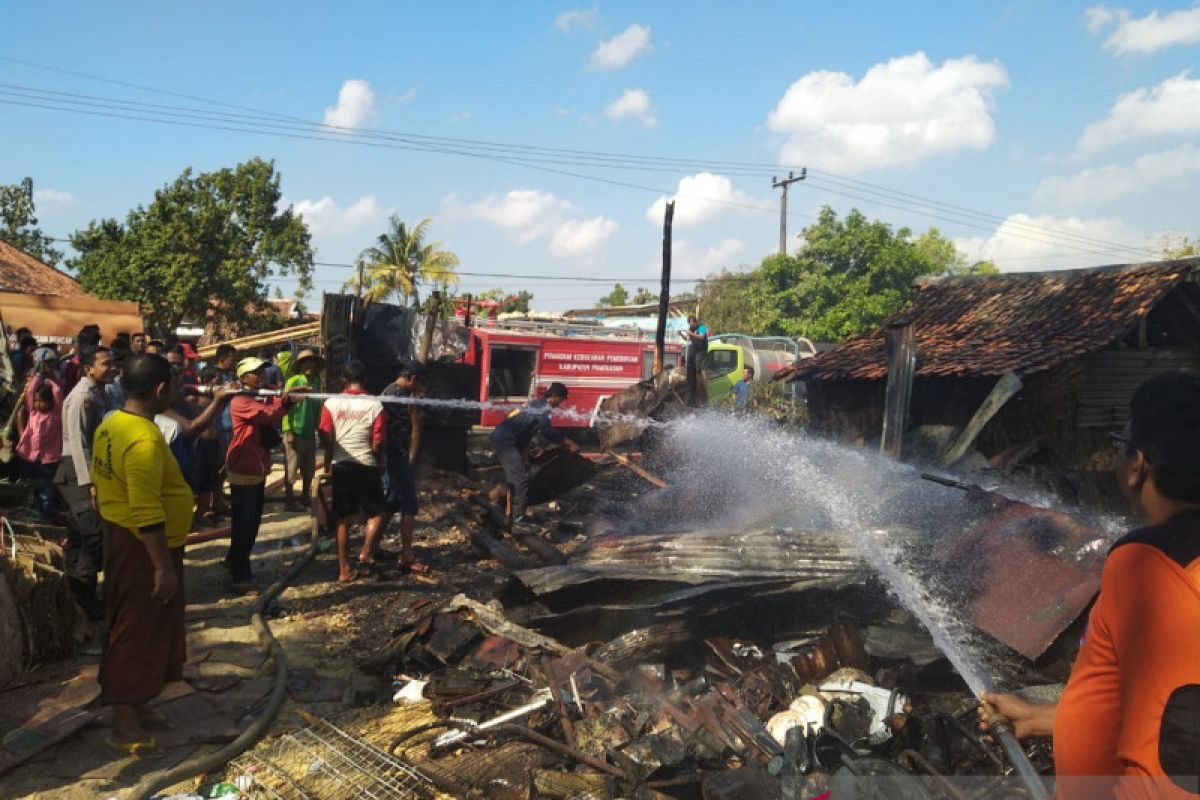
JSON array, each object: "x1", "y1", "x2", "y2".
[
  {"x1": 105, "y1": 736, "x2": 165, "y2": 759},
  {"x1": 338, "y1": 569, "x2": 364, "y2": 583},
  {"x1": 399, "y1": 561, "x2": 431, "y2": 575}
]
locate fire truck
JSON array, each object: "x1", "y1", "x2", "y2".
[{"x1": 461, "y1": 319, "x2": 682, "y2": 428}]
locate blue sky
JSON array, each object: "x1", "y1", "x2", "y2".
[{"x1": 3, "y1": 1, "x2": 1199, "y2": 311}]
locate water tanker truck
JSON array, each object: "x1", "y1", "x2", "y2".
[{"x1": 701, "y1": 334, "x2": 818, "y2": 405}]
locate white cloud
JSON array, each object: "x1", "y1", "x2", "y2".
[
  {"x1": 323, "y1": 79, "x2": 376, "y2": 130},
  {"x1": 671, "y1": 238, "x2": 747, "y2": 279},
  {"x1": 1085, "y1": 5, "x2": 1200, "y2": 55},
  {"x1": 766, "y1": 51, "x2": 1008, "y2": 172},
  {"x1": 397, "y1": 88, "x2": 418, "y2": 104},
  {"x1": 449, "y1": 189, "x2": 573, "y2": 243},
  {"x1": 603, "y1": 88, "x2": 657, "y2": 127},
  {"x1": 1034, "y1": 144, "x2": 1200, "y2": 208},
  {"x1": 291, "y1": 196, "x2": 386, "y2": 237},
  {"x1": 1079, "y1": 71, "x2": 1200, "y2": 152},
  {"x1": 555, "y1": 7, "x2": 598, "y2": 31},
  {"x1": 446, "y1": 189, "x2": 616, "y2": 260},
  {"x1": 449, "y1": 111, "x2": 472, "y2": 123},
  {"x1": 549, "y1": 216, "x2": 619, "y2": 258},
  {"x1": 645, "y1": 172, "x2": 762, "y2": 227},
  {"x1": 32, "y1": 189, "x2": 77, "y2": 209},
  {"x1": 954, "y1": 213, "x2": 1149, "y2": 271},
  {"x1": 589, "y1": 23, "x2": 651, "y2": 69}
]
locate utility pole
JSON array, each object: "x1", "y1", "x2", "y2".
[
  {"x1": 654, "y1": 200, "x2": 675, "y2": 375},
  {"x1": 771, "y1": 168, "x2": 806, "y2": 255},
  {"x1": 356, "y1": 259, "x2": 364, "y2": 299}
]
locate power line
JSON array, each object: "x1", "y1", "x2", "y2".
[
  {"x1": 805, "y1": 172, "x2": 1152, "y2": 258},
  {"x1": 0, "y1": 60, "x2": 1156, "y2": 262},
  {"x1": 0, "y1": 88, "x2": 812, "y2": 224},
  {"x1": 797, "y1": 179, "x2": 1151, "y2": 261}
]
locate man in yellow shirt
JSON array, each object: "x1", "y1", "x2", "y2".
[{"x1": 91, "y1": 353, "x2": 194, "y2": 758}]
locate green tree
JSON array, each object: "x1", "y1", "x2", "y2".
[
  {"x1": 69, "y1": 159, "x2": 312, "y2": 339},
  {"x1": 476, "y1": 288, "x2": 533, "y2": 314},
  {"x1": 1159, "y1": 235, "x2": 1199, "y2": 259},
  {"x1": 913, "y1": 228, "x2": 998, "y2": 275},
  {"x1": 597, "y1": 282, "x2": 629, "y2": 307},
  {"x1": 696, "y1": 270, "x2": 756, "y2": 334},
  {"x1": 698, "y1": 207, "x2": 991, "y2": 342},
  {"x1": 631, "y1": 286, "x2": 656, "y2": 304},
  {"x1": 350, "y1": 216, "x2": 460, "y2": 306},
  {"x1": 0, "y1": 177, "x2": 63, "y2": 266}
]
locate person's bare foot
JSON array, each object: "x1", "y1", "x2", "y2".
[{"x1": 338, "y1": 568, "x2": 363, "y2": 583}]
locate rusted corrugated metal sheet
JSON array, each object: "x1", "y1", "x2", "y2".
[
  {"x1": 936, "y1": 493, "x2": 1108, "y2": 660},
  {"x1": 517, "y1": 529, "x2": 866, "y2": 595}
]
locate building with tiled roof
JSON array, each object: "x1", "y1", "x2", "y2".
[
  {"x1": 0, "y1": 240, "x2": 141, "y2": 346},
  {"x1": 0, "y1": 240, "x2": 86, "y2": 297},
  {"x1": 785, "y1": 258, "x2": 1200, "y2": 471}
]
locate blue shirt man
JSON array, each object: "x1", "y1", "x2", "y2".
[
  {"x1": 489, "y1": 382, "x2": 578, "y2": 525},
  {"x1": 731, "y1": 366, "x2": 755, "y2": 410}
]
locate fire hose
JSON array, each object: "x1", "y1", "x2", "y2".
[
  {"x1": 981, "y1": 702, "x2": 1052, "y2": 800},
  {"x1": 123, "y1": 489, "x2": 322, "y2": 800}
]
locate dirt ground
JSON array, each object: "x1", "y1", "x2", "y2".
[{"x1": 4, "y1": 461, "x2": 524, "y2": 799}]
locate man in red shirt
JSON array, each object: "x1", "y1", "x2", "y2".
[
  {"x1": 318, "y1": 361, "x2": 386, "y2": 583},
  {"x1": 223, "y1": 357, "x2": 306, "y2": 590},
  {"x1": 984, "y1": 372, "x2": 1200, "y2": 798}
]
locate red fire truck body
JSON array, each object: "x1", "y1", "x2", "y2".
[{"x1": 461, "y1": 321, "x2": 682, "y2": 428}]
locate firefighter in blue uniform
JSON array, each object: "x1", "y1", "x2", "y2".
[{"x1": 489, "y1": 382, "x2": 578, "y2": 528}]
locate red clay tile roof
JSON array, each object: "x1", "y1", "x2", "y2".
[
  {"x1": 0, "y1": 240, "x2": 86, "y2": 297},
  {"x1": 786, "y1": 259, "x2": 1199, "y2": 381}
]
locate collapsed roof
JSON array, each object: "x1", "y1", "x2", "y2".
[{"x1": 781, "y1": 259, "x2": 1200, "y2": 382}]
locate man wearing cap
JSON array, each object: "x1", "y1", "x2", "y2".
[
  {"x1": 282, "y1": 349, "x2": 322, "y2": 512},
  {"x1": 223, "y1": 357, "x2": 307, "y2": 589},
  {"x1": 489, "y1": 382, "x2": 579, "y2": 529},
  {"x1": 379, "y1": 360, "x2": 425, "y2": 572}
]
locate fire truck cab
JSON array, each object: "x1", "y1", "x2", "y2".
[{"x1": 462, "y1": 320, "x2": 682, "y2": 428}]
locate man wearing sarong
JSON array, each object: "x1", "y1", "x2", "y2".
[{"x1": 92, "y1": 353, "x2": 194, "y2": 758}]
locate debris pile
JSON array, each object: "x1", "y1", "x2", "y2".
[{"x1": 228, "y1": 592, "x2": 1050, "y2": 799}]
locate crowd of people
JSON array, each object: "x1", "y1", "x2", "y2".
[{"x1": 3, "y1": 325, "x2": 436, "y2": 755}]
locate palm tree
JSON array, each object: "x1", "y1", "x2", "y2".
[{"x1": 347, "y1": 216, "x2": 460, "y2": 307}]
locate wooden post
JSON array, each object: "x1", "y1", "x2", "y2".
[
  {"x1": 654, "y1": 200, "x2": 675, "y2": 374},
  {"x1": 463, "y1": 293, "x2": 473, "y2": 328},
  {"x1": 418, "y1": 290, "x2": 440, "y2": 365},
  {"x1": 880, "y1": 321, "x2": 917, "y2": 458}
]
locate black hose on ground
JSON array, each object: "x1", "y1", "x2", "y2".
[{"x1": 124, "y1": 496, "x2": 322, "y2": 800}]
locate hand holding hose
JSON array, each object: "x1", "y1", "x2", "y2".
[{"x1": 978, "y1": 692, "x2": 1057, "y2": 740}]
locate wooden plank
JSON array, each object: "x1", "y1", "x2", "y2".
[
  {"x1": 451, "y1": 511, "x2": 532, "y2": 572},
  {"x1": 880, "y1": 323, "x2": 917, "y2": 458},
  {"x1": 943, "y1": 371, "x2": 1023, "y2": 466},
  {"x1": 609, "y1": 451, "x2": 670, "y2": 488}
]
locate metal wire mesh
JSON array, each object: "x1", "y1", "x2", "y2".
[{"x1": 229, "y1": 716, "x2": 437, "y2": 800}]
